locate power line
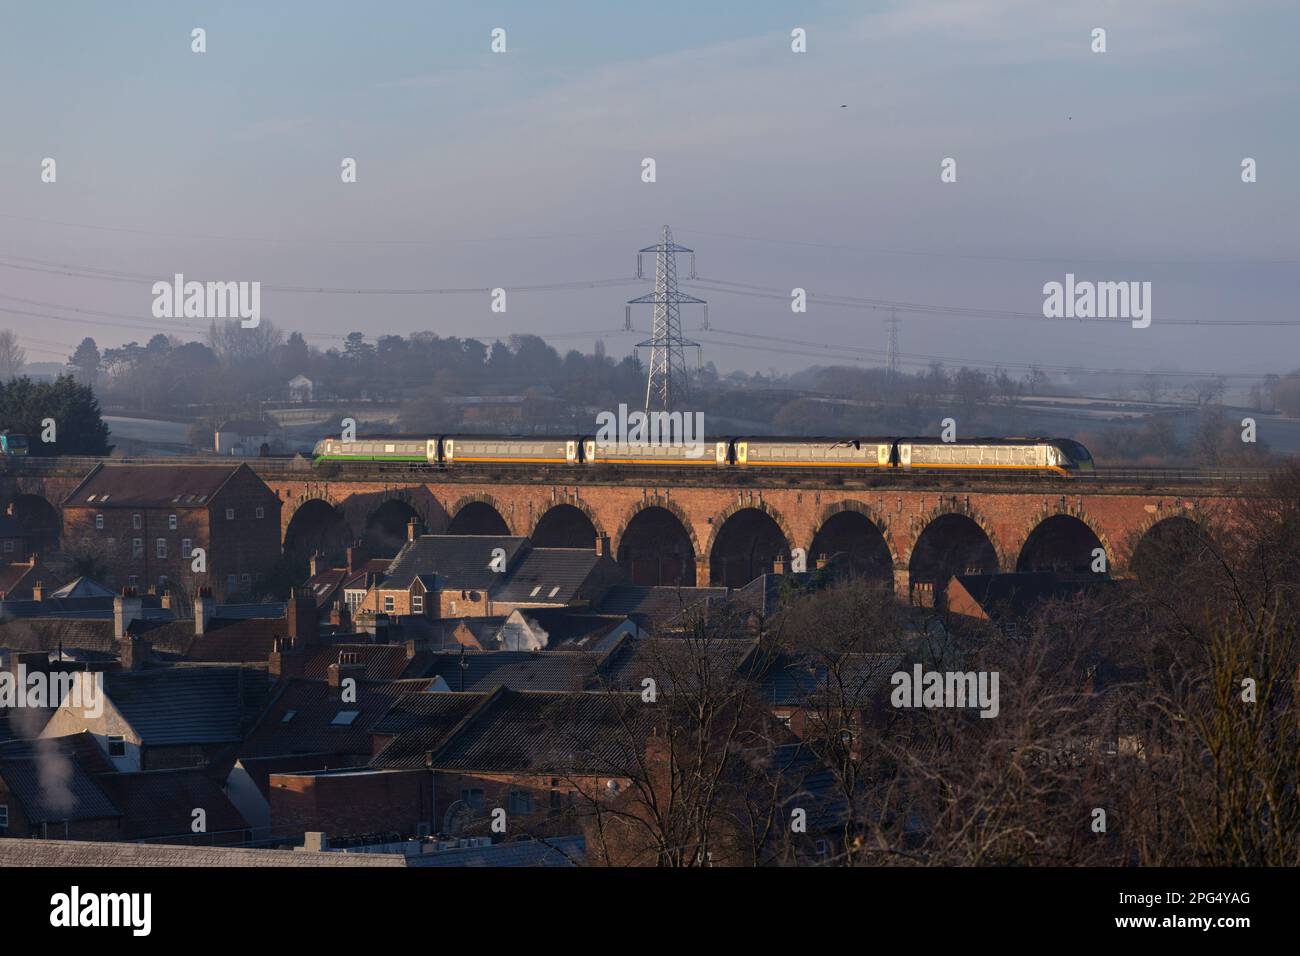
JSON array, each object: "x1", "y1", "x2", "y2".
[{"x1": 629, "y1": 226, "x2": 704, "y2": 414}]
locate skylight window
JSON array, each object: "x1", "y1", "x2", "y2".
[
  {"x1": 86, "y1": 495, "x2": 96, "y2": 502},
  {"x1": 548, "y1": 586, "x2": 560, "y2": 598},
  {"x1": 529, "y1": 586, "x2": 541, "y2": 597},
  {"x1": 331, "y1": 710, "x2": 361, "y2": 726},
  {"x1": 281, "y1": 710, "x2": 298, "y2": 723}
]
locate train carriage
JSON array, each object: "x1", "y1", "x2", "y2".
[
  {"x1": 736, "y1": 438, "x2": 892, "y2": 468},
  {"x1": 313, "y1": 436, "x2": 430, "y2": 463},
  {"x1": 587, "y1": 439, "x2": 727, "y2": 466},
  {"x1": 897, "y1": 438, "x2": 1091, "y2": 476},
  {"x1": 443, "y1": 436, "x2": 578, "y2": 465}
]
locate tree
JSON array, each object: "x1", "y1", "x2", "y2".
[
  {"x1": 69, "y1": 337, "x2": 101, "y2": 387},
  {"x1": 0, "y1": 329, "x2": 25, "y2": 379},
  {"x1": 0, "y1": 375, "x2": 112, "y2": 455}
]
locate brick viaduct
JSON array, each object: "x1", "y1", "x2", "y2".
[{"x1": 2, "y1": 462, "x2": 1256, "y2": 598}]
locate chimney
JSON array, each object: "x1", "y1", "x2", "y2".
[
  {"x1": 268, "y1": 636, "x2": 306, "y2": 678},
  {"x1": 773, "y1": 553, "x2": 787, "y2": 575},
  {"x1": 327, "y1": 650, "x2": 365, "y2": 689},
  {"x1": 815, "y1": 554, "x2": 829, "y2": 570},
  {"x1": 286, "y1": 588, "x2": 319, "y2": 646},
  {"x1": 346, "y1": 545, "x2": 360, "y2": 573},
  {"x1": 329, "y1": 599, "x2": 351, "y2": 632},
  {"x1": 407, "y1": 518, "x2": 419, "y2": 542},
  {"x1": 113, "y1": 590, "x2": 143, "y2": 641},
  {"x1": 596, "y1": 535, "x2": 612, "y2": 558},
  {"x1": 31, "y1": 580, "x2": 43, "y2": 603},
  {"x1": 160, "y1": 590, "x2": 172, "y2": 610},
  {"x1": 308, "y1": 551, "x2": 322, "y2": 577},
  {"x1": 302, "y1": 832, "x2": 329, "y2": 853},
  {"x1": 194, "y1": 587, "x2": 214, "y2": 636},
  {"x1": 119, "y1": 635, "x2": 152, "y2": 671}
]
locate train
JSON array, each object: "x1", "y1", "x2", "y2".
[
  {"x1": 311, "y1": 435, "x2": 1095, "y2": 476},
  {"x1": 0, "y1": 432, "x2": 29, "y2": 456}
]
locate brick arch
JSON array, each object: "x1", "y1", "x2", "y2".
[
  {"x1": 810, "y1": 498, "x2": 902, "y2": 569},
  {"x1": 906, "y1": 497, "x2": 1007, "y2": 571},
  {"x1": 1122, "y1": 504, "x2": 1215, "y2": 574},
  {"x1": 345, "y1": 487, "x2": 448, "y2": 535},
  {"x1": 1014, "y1": 499, "x2": 1116, "y2": 572},
  {"x1": 530, "y1": 499, "x2": 607, "y2": 541},
  {"x1": 704, "y1": 498, "x2": 796, "y2": 563},
  {"x1": 448, "y1": 493, "x2": 518, "y2": 535},
  {"x1": 282, "y1": 495, "x2": 351, "y2": 537},
  {"x1": 612, "y1": 497, "x2": 702, "y2": 560}
]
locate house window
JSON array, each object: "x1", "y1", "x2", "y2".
[
  {"x1": 411, "y1": 593, "x2": 424, "y2": 614},
  {"x1": 158, "y1": 575, "x2": 168, "y2": 589},
  {"x1": 255, "y1": 506, "x2": 264, "y2": 519},
  {"x1": 168, "y1": 514, "x2": 177, "y2": 530},
  {"x1": 182, "y1": 538, "x2": 192, "y2": 558},
  {"x1": 132, "y1": 514, "x2": 142, "y2": 530},
  {"x1": 814, "y1": 838, "x2": 829, "y2": 858},
  {"x1": 0, "y1": 804, "x2": 7, "y2": 830},
  {"x1": 226, "y1": 508, "x2": 235, "y2": 521},
  {"x1": 156, "y1": 538, "x2": 167, "y2": 559},
  {"x1": 240, "y1": 573, "x2": 250, "y2": 589},
  {"x1": 107, "y1": 735, "x2": 126, "y2": 758},
  {"x1": 460, "y1": 788, "x2": 485, "y2": 811},
  {"x1": 550, "y1": 789, "x2": 562, "y2": 811},
  {"x1": 227, "y1": 574, "x2": 238, "y2": 592},
  {"x1": 281, "y1": 710, "x2": 297, "y2": 723},
  {"x1": 331, "y1": 710, "x2": 361, "y2": 727},
  {"x1": 384, "y1": 595, "x2": 395, "y2": 612},
  {"x1": 508, "y1": 790, "x2": 533, "y2": 815},
  {"x1": 2, "y1": 540, "x2": 12, "y2": 553},
  {"x1": 127, "y1": 575, "x2": 138, "y2": 588},
  {"x1": 132, "y1": 538, "x2": 143, "y2": 558},
  {"x1": 95, "y1": 513, "x2": 104, "y2": 530}
]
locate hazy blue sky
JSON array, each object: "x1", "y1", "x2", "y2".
[{"x1": 1, "y1": 0, "x2": 1297, "y2": 380}]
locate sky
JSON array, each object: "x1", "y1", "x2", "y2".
[{"x1": 0, "y1": 0, "x2": 1297, "y2": 381}]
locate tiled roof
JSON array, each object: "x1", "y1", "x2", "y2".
[
  {"x1": 595, "y1": 637, "x2": 760, "y2": 693},
  {"x1": 0, "y1": 562, "x2": 36, "y2": 598},
  {"x1": 595, "y1": 585, "x2": 727, "y2": 621},
  {"x1": 104, "y1": 666, "x2": 270, "y2": 745},
  {"x1": 412, "y1": 689, "x2": 648, "y2": 775},
  {"x1": 96, "y1": 768, "x2": 249, "y2": 840},
  {"x1": 0, "y1": 738, "x2": 121, "y2": 823},
  {"x1": 300, "y1": 643, "x2": 429, "y2": 681},
  {"x1": 506, "y1": 609, "x2": 630, "y2": 650},
  {"x1": 383, "y1": 535, "x2": 528, "y2": 591},
  {"x1": 368, "y1": 692, "x2": 488, "y2": 769},
  {"x1": 490, "y1": 548, "x2": 610, "y2": 604},
  {"x1": 0, "y1": 838, "x2": 409, "y2": 867},
  {"x1": 240, "y1": 678, "x2": 427, "y2": 759},
  {"x1": 426, "y1": 650, "x2": 596, "y2": 693},
  {"x1": 63, "y1": 463, "x2": 243, "y2": 509},
  {"x1": 409, "y1": 835, "x2": 585, "y2": 867}
]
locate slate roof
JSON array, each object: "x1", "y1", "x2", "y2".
[
  {"x1": 426, "y1": 650, "x2": 597, "y2": 693},
  {"x1": 0, "y1": 738, "x2": 121, "y2": 823},
  {"x1": 64, "y1": 463, "x2": 245, "y2": 509},
  {"x1": 491, "y1": 548, "x2": 610, "y2": 604},
  {"x1": 595, "y1": 585, "x2": 728, "y2": 622},
  {"x1": 369, "y1": 692, "x2": 489, "y2": 769},
  {"x1": 383, "y1": 535, "x2": 528, "y2": 591},
  {"x1": 594, "y1": 636, "x2": 760, "y2": 693},
  {"x1": 0, "y1": 562, "x2": 37, "y2": 599},
  {"x1": 409, "y1": 835, "x2": 585, "y2": 867},
  {"x1": 96, "y1": 768, "x2": 249, "y2": 840},
  {"x1": 753, "y1": 651, "x2": 902, "y2": 707},
  {"x1": 300, "y1": 643, "x2": 432, "y2": 681},
  {"x1": 240, "y1": 678, "x2": 429, "y2": 759},
  {"x1": 103, "y1": 666, "x2": 270, "y2": 745},
  {"x1": 505, "y1": 609, "x2": 630, "y2": 650},
  {"x1": 379, "y1": 688, "x2": 649, "y2": 776},
  {"x1": 49, "y1": 577, "x2": 115, "y2": 599}
]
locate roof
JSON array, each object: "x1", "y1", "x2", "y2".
[
  {"x1": 300, "y1": 643, "x2": 430, "y2": 681},
  {"x1": 64, "y1": 463, "x2": 245, "y2": 509},
  {"x1": 96, "y1": 768, "x2": 249, "y2": 840},
  {"x1": 374, "y1": 688, "x2": 649, "y2": 776},
  {"x1": 0, "y1": 562, "x2": 36, "y2": 598},
  {"x1": 490, "y1": 548, "x2": 609, "y2": 604},
  {"x1": 0, "y1": 738, "x2": 121, "y2": 823},
  {"x1": 382, "y1": 535, "x2": 528, "y2": 591},
  {"x1": 48, "y1": 577, "x2": 115, "y2": 599},
  {"x1": 595, "y1": 637, "x2": 760, "y2": 693},
  {"x1": 215, "y1": 419, "x2": 270, "y2": 434},
  {"x1": 240, "y1": 678, "x2": 429, "y2": 759},
  {"x1": 102, "y1": 666, "x2": 270, "y2": 745},
  {"x1": 368, "y1": 692, "x2": 489, "y2": 769},
  {"x1": 409, "y1": 835, "x2": 585, "y2": 867},
  {"x1": 951, "y1": 572, "x2": 1119, "y2": 621},
  {"x1": 426, "y1": 650, "x2": 596, "y2": 693},
  {"x1": 596, "y1": 585, "x2": 727, "y2": 621},
  {"x1": 0, "y1": 838, "x2": 409, "y2": 867},
  {"x1": 753, "y1": 651, "x2": 901, "y2": 706}
]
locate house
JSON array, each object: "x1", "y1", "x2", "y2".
[
  {"x1": 287, "y1": 375, "x2": 314, "y2": 403},
  {"x1": 0, "y1": 736, "x2": 122, "y2": 840},
  {"x1": 39, "y1": 664, "x2": 271, "y2": 772},
  {"x1": 0, "y1": 557, "x2": 47, "y2": 601},
  {"x1": 361, "y1": 532, "x2": 626, "y2": 620},
  {"x1": 0, "y1": 515, "x2": 36, "y2": 562},
  {"x1": 213, "y1": 419, "x2": 273, "y2": 456},
  {"x1": 61, "y1": 463, "x2": 282, "y2": 601}
]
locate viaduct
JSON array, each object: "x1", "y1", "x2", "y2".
[{"x1": 0, "y1": 459, "x2": 1265, "y2": 599}]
